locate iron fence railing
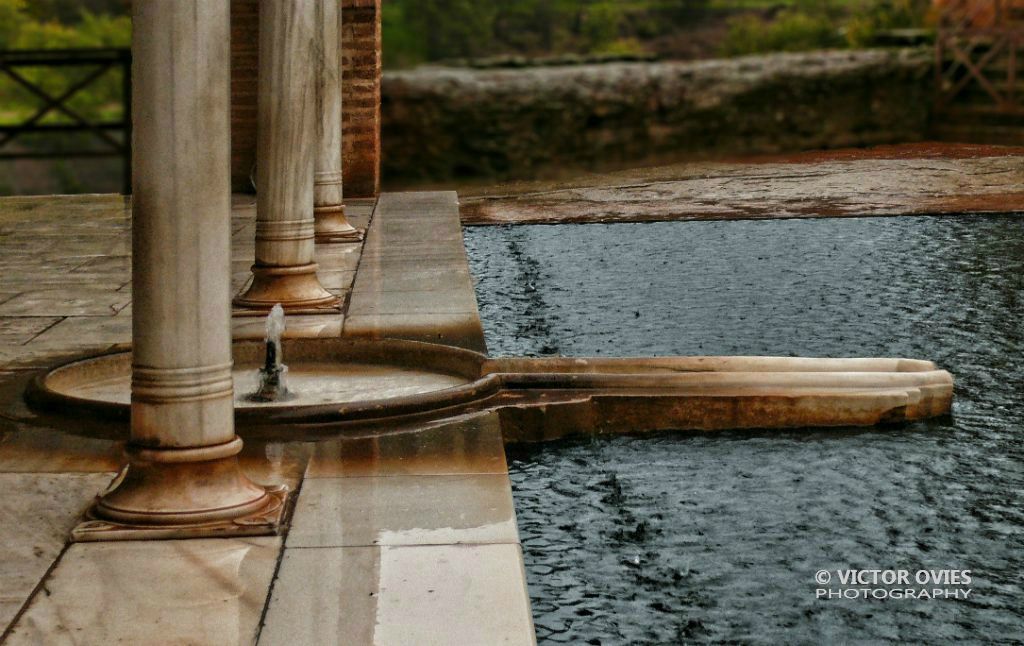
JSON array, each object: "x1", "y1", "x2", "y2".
[{"x1": 0, "y1": 48, "x2": 131, "y2": 194}]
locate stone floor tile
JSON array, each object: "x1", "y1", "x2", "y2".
[
  {"x1": 5, "y1": 537, "x2": 281, "y2": 646},
  {"x1": 348, "y1": 289, "x2": 480, "y2": 316},
  {"x1": 314, "y1": 245, "x2": 362, "y2": 272},
  {"x1": 0, "y1": 289, "x2": 131, "y2": 317},
  {"x1": 0, "y1": 343, "x2": 117, "y2": 370},
  {"x1": 0, "y1": 428, "x2": 123, "y2": 474},
  {"x1": 261, "y1": 544, "x2": 535, "y2": 646},
  {"x1": 0, "y1": 270, "x2": 125, "y2": 289},
  {"x1": 373, "y1": 221, "x2": 465, "y2": 241},
  {"x1": 29, "y1": 316, "x2": 131, "y2": 346},
  {"x1": 0, "y1": 473, "x2": 114, "y2": 633},
  {"x1": 231, "y1": 271, "x2": 253, "y2": 295},
  {"x1": 237, "y1": 440, "x2": 313, "y2": 491},
  {"x1": 73, "y1": 255, "x2": 130, "y2": 274},
  {"x1": 288, "y1": 473, "x2": 518, "y2": 549},
  {"x1": 0, "y1": 317, "x2": 62, "y2": 345},
  {"x1": 347, "y1": 266, "x2": 473, "y2": 294},
  {"x1": 359, "y1": 247, "x2": 467, "y2": 263},
  {"x1": 344, "y1": 312, "x2": 487, "y2": 353},
  {"x1": 258, "y1": 546, "x2": 378, "y2": 646},
  {"x1": 316, "y1": 269, "x2": 357, "y2": 291},
  {"x1": 307, "y1": 412, "x2": 507, "y2": 478}
]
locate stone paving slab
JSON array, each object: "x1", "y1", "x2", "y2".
[
  {"x1": 306, "y1": 412, "x2": 508, "y2": 478},
  {"x1": 260, "y1": 544, "x2": 536, "y2": 646},
  {"x1": 288, "y1": 474, "x2": 520, "y2": 548},
  {"x1": 0, "y1": 431, "x2": 310, "y2": 642},
  {"x1": 344, "y1": 311, "x2": 489, "y2": 352},
  {"x1": 0, "y1": 289, "x2": 132, "y2": 318},
  {"x1": 0, "y1": 427, "x2": 122, "y2": 474},
  {"x1": 0, "y1": 318, "x2": 62, "y2": 346},
  {"x1": 262, "y1": 409, "x2": 534, "y2": 644},
  {"x1": 0, "y1": 473, "x2": 114, "y2": 632},
  {"x1": 5, "y1": 538, "x2": 281, "y2": 646},
  {"x1": 0, "y1": 343, "x2": 119, "y2": 370},
  {"x1": 30, "y1": 315, "x2": 131, "y2": 346},
  {"x1": 345, "y1": 192, "x2": 487, "y2": 352}
]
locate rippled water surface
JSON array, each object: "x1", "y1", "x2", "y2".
[{"x1": 465, "y1": 216, "x2": 1023, "y2": 644}]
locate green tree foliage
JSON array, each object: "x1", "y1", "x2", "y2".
[
  {"x1": 720, "y1": 0, "x2": 931, "y2": 56},
  {"x1": 844, "y1": 0, "x2": 931, "y2": 47},
  {"x1": 382, "y1": 0, "x2": 931, "y2": 67},
  {"x1": 21, "y1": 0, "x2": 127, "y2": 24},
  {"x1": 0, "y1": 0, "x2": 130, "y2": 123},
  {"x1": 0, "y1": 0, "x2": 29, "y2": 50},
  {"x1": 383, "y1": 0, "x2": 497, "y2": 66},
  {"x1": 382, "y1": 0, "x2": 642, "y2": 67},
  {"x1": 721, "y1": 10, "x2": 844, "y2": 56}
]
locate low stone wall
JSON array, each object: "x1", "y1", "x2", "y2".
[{"x1": 381, "y1": 49, "x2": 933, "y2": 184}]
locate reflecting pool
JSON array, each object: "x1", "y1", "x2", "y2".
[{"x1": 466, "y1": 215, "x2": 1024, "y2": 644}]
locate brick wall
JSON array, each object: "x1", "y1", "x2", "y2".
[
  {"x1": 340, "y1": 0, "x2": 382, "y2": 198},
  {"x1": 230, "y1": 0, "x2": 258, "y2": 192},
  {"x1": 229, "y1": 0, "x2": 381, "y2": 197}
]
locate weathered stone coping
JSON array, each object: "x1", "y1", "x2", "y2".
[{"x1": 459, "y1": 145, "x2": 1024, "y2": 225}]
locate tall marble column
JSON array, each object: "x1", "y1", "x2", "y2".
[
  {"x1": 80, "y1": 0, "x2": 284, "y2": 540},
  {"x1": 314, "y1": 0, "x2": 363, "y2": 243},
  {"x1": 234, "y1": 0, "x2": 340, "y2": 313}
]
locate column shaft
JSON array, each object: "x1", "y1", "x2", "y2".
[
  {"x1": 314, "y1": 0, "x2": 363, "y2": 243},
  {"x1": 131, "y1": 0, "x2": 234, "y2": 449},
  {"x1": 88, "y1": 0, "x2": 278, "y2": 533},
  {"x1": 234, "y1": 0, "x2": 339, "y2": 312}
]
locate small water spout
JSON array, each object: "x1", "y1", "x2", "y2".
[{"x1": 249, "y1": 304, "x2": 291, "y2": 402}]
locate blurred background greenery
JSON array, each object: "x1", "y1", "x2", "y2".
[
  {"x1": 0, "y1": 0, "x2": 130, "y2": 195},
  {"x1": 381, "y1": 0, "x2": 934, "y2": 67},
  {"x1": 0, "y1": 0, "x2": 934, "y2": 194},
  {"x1": 0, "y1": 0, "x2": 130, "y2": 120}
]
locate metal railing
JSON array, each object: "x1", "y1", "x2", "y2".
[{"x1": 0, "y1": 48, "x2": 131, "y2": 194}]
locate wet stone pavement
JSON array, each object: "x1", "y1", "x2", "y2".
[
  {"x1": 0, "y1": 193, "x2": 533, "y2": 645},
  {"x1": 465, "y1": 215, "x2": 1024, "y2": 644}
]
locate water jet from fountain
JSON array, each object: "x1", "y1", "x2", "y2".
[{"x1": 248, "y1": 304, "x2": 293, "y2": 402}]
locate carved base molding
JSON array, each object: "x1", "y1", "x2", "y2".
[
  {"x1": 233, "y1": 263, "x2": 341, "y2": 316},
  {"x1": 314, "y1": 204, "x2": 365, "y2": 243},
  {"x1": 72, "y1": 484, "x2": 289, "y2": 542}
]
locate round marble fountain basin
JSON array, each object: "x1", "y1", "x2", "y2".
[
  {"x1": 68, "y1": 362, "x2": 469, "y2": 408},
  {"x1": 27, "y1": 338, "x2": 497, "y2": 437}
]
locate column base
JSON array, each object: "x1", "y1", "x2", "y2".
[
  {"x1": 315, "y1": 204, "x2": 364, "y2": 243},
  {"x1": 71, "y1": 439, "x2": 289, "y2": 542},
  {"x1": 233, "y1": 263, "x2": 341, "y2": 316}
]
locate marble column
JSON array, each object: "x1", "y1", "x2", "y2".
[
  {"x1": 314, "y1": 0, "x2": 363, "y2": 243},
  {"x1": 234, "y1": 0, "x2": 340, "y2": 313},
  {"x1": 82, "y1": 0, "x2": 283, "y2": 539}
]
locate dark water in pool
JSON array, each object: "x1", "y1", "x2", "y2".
[{"x1": 464, "y1": 216, "x2": 1024, "y2": 645}]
